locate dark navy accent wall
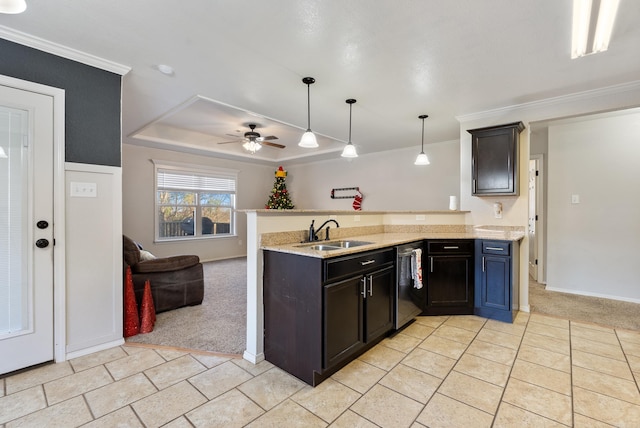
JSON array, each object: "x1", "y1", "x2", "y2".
[{"x1": 0, "y1": 38, "x2": 122, "y2": 167}]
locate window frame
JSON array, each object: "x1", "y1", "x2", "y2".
[{"x1": 152, "y1": 160, "x2": 239, "y2": 242}]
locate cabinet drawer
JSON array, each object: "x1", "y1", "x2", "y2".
[
  {"x1": 481, "y1": 241, "x2": 510, "y2": 256},
  {"x1": 427, "y1": 240, "x2": 473, "y2": 255},
  {"x1": 324, "y1": 249, "x2": 394, "y2": 283}
]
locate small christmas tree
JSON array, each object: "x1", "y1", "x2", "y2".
[{"x1": 266, "y1": 166, "x2": 295, "y2": 209}]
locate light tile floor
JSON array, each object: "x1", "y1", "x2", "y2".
[{"x1": 2, "y1": 313, "x2": 640, "y2": 427}]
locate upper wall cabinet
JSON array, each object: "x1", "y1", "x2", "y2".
[{"x1": 468, "y1": 122, "x2": 525, "y2": 196}]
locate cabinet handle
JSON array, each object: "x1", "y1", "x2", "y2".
[
  {"x1": 486, "y1": 247, "x2": 504, "y2": 251},
  {"x1": 482, "y1": 256, "x2": 486, "y2": 272},
  {"x1": 443, "y1": 246, "x2": 459, "y2": 250},
  {"x1": 430, "y1": 256, "x2": 434, "y2": 273},
  {"x1": 360, "y1": 260, "x2": 376, "y2": 266},
  {"x1": 361, "y1": 277, "x2": 367, "y2": 298},
  {"x1": 368, "y1": 276, "x2": 373, "y2": 297},
  {"x1": 473, "y1": 179, "x2": 476, "y2": 193}
]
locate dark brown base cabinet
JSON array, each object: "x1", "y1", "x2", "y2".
[
  {"x1": 263, "y1": 248, "x2": 394, "y2": 386},
  {"x1": 474, "y1": 240, "x2": 520, "y2": 322},
  {"x1": 424, "y1": 241, "x2": 474, "y2": 315}
]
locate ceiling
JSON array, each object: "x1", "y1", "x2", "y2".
[{"x1": 1, "y1": 0, "x2": 639, "y2": 164}]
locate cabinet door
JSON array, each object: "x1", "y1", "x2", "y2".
[
  {"x1": 427, "y1": 256, "x2": 473, "y2": 308},
  {"x1": 323, "y1": 276, "x2": 364, "y2": 369},
  {"x1": 481, "y1": 255, "x2": 511, "y2": 311},
  {"x1": 364, "y1": 265, "x2": 394, "y2": 342},
  {"x1": 469, "y1": 122, "x2": 524, "y2": 196}
]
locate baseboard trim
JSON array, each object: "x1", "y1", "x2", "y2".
[
  {"x1": 64, "y1": 339, "x2": 124, "y2": 361},
  {"x1": 243, "y1": 350, "x2": 265, "y2": 364},
  {"x1": 545, "y1": 286, "x2": 640, "y2": 304}
]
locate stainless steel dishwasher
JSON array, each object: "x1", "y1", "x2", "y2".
[{"x1": 395, "y1": 242, "x2": 425, "y2": 329}]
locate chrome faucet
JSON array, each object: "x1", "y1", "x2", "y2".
[{"x1": 309, "y1": 219, "x2": 340, "y2": 241}]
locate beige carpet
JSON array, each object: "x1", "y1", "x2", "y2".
[
  {"x1": 127, "y1": 265, "x2": 638, "y2": 355},
  {"x1": 529, "y1": 279, "x2": 640, "y2": 331},
  {"x1": 126, "y1": 257, "x2": 247, "y2": 355}
]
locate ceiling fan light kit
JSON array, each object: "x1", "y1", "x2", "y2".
[
  {"x1": 341, "y1": 99, "x2": 358, "y2": 158},
  {"x1": 298, "y1": 77, "x2": 319, "y2": 148},
  {"x1": 0, "y1": 0, "x2": 26, "y2": 14},
  {"x1": 218, "y1": 123, "x2": 284, "y2": 154},
  {"x1": 414, "y1": 114, "x2": 430, "y2": 166}
]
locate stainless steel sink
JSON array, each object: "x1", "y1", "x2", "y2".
[
  {"x1": 305, "y1": 244, "x2": 342, "y2": 251},
  {"x1": 324, "y1": 240, "x2": 373, "y2": 248},
  {"x1": 295, "y1": 240, "x2": 373, "y2": 251}
]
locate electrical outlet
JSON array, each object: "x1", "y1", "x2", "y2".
[
  {"x1": 416, "y1": 215, "x2": 426, "y2": 221},
  {"x1": 493, "y1": 202, "x2": 503, "y2": 219},
  {"x1": 354, "y1": 215, "x2": 360, "y2": 222}
]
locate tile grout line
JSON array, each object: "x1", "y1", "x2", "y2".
[{"x1": 488, "y1": 313, "x2": 530, "y2": 427}]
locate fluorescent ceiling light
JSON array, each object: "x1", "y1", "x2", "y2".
[
  {"x1": 593, "y1": 0, "x2": 620, "y2": 53},
  {"x1": 572, "y1": 0, "x2": 592, "y2": 58},
  {"x1": 572, "y1": 0, "x2": 620, "y2": 58}
]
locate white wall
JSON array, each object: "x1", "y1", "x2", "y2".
[
  {"x1": 286, "y1": 141, "x2": 460, "y2": 211},
  {"x1": 65, "y1": 163, "x2": 123, "y2": 356},
  {"x1": 122, "y1": 144, "x2": 274, "y2": 261},
  {"x1": 546, "y1": 109, "x2": 640, "y2": 302}
]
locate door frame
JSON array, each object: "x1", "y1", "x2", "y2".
[
  {"x1": 529, "y1": 154, "x2": 545, "y2": 283},
  {"x1": 1, "y1": 74, "x2": 66, "y2": 363}
]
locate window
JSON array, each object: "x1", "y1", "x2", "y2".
[{"x1": 153, "y1": 161, "x2": 238, "y2": 241}]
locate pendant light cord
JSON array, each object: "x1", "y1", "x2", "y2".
[
  {"x1": 306, "y1": 83, "x2": 311, "y2": 130},
  {"x1": 348, "y1": 102, "x2": 353, "y2": 142},
  {"x1": 421, "y1": 118, "x2": 425, "y2": 151}
]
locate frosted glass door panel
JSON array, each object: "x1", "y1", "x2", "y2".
[{"x1": 0, "y1": 106, "x2": 29, "y2": 337}]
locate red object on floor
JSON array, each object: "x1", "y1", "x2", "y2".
[
  {"x1": 139, "y1": 280, "x2": 156, "y2": 334},
  {"x1": 123, "y1": 266, "x2": 140, "y2": 337}
]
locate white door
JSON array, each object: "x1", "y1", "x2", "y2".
[
  {"x1": 0, "y1": 84, "x2": 55, "y2": 375},
  {"x1": 528, "y1": 158, "x2": 538, "y2": 281}
]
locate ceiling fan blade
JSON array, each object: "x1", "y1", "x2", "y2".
[
  {"x1": 262, "y1": 141, "x2": 286, "y2": 149},
  {"x1": 217, "y1": 139, "x2": 243, "y2": 145},
  {"x1": 262, "y1": 135, "x2": 278, "y2": 141}
]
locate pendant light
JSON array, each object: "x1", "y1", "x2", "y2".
[
  {"x1": 0, "y1": 146, "x2": 7, "y2": 158},
  {"x1": 414, "y1": 114, "x2": 430, "y2": 165},
  {"x1": 341, "y1": 99, "x2": 358, "y2": 158},
  {"x1": 0, "y1": 0, "x2": 27, "y2": 14},
  {"x1": 298, "y1": 77, "x2": 319, "y2": 148}
]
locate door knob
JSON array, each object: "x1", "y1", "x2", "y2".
[
  {"x1": 37, "y1": 220, "x2": 49, "y2": 229},
  {"x1": 35, "y1": 239, "x2": 49, "y2": 248}
]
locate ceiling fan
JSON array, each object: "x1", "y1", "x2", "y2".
[{"x1": 218, "y1": 124, "x2": 285, "y2": 154}]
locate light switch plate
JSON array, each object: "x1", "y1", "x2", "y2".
[
  {"x1": 571, "y1": 194, "x2": 580, "y2": 204},
  {"x1": 70, "y1": 182, "x2": 97, "y2": 197}
]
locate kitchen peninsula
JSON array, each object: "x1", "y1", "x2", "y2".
[{"x1": 242, "y1": 209, "x2": 526, "y2": 379}]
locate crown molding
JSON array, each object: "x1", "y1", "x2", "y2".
[
  {"x1": 455, "y1": 80, "x2": 640, "y2": 123},
  {"x1": 0, "y1": 25, "x2": 130, "y2": 75}
]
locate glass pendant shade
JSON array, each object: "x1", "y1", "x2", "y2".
[
  {"x1": 299, "y1": 77, "x2": 319, "y2": 148},
  {"x1": 298, "y1": 130, "x2": 318, "y2": 148},
  {"x1": 414, "y1": 152, "x2": 430, "y2": 165},
  {"x1": 242, "y1": 140, "x2": 262, "y2": 154},
  {"x1": 341, "y1": 143, "x2": 358, "y2": 158},
  {"x1": 341, "y1": 98, "x2": 358, "y2": 158},
  {"x1": 0, "y1": 146, "x2": 7, "y2": 158},
  {"x1": 0, "y1": 0, "x2": 27, "y2": 13},
  {"x1": 415, "y1": 114, "x2": 430, "y2": 166}
]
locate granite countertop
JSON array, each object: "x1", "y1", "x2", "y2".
[{"x1": 261, "y1": 229, "x2": 525, "y2": 259}]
